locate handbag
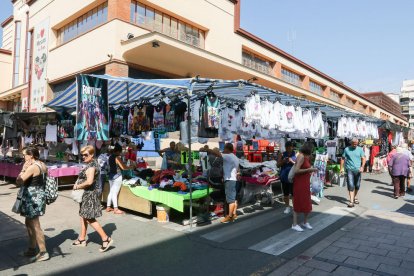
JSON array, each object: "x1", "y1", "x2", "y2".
[
  {"x1": 71, "y1": 189, "x2": 84, "y2": 203},
  {"x1": 12, "y1": 186, "x2": 25, "y2": 214},
  {"x1": 34, "y1": 163, "x2": 58, "y2": 205},
  {"x1": 287, "y1": 165, "x2": 296, "y2": 183}
]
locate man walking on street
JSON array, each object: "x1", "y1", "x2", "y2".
[
  {"x1": 201, "y1": 143, "x2": 240, "y2": 223},
  {"x1": 340, "y1": 138, "x2": 366, "y2": 208}
]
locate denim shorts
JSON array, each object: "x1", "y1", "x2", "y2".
[
  {"x1": 224, "y1": 180, "x2": 237, "y2": 204},
  {"x1": 346, "y1": 170, "x2": 361, "y2": 192}
]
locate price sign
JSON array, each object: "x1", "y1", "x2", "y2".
[{"x1": 181, "y1": 151, "x2": 200, "y2": 164}]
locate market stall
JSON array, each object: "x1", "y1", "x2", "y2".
[
  {"x1": 45, "y1": 74, "x2": 384, "y2": 227},
  {"x1": 0, "y1": 112, "x2": 81, "y2": 185}
]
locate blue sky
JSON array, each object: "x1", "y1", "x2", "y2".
[
  {"x1": 1, "y1": 1, "x2": 412, "y2": 93},
  {"x1": 0, "y1": 1, "x2": 13, "y2": 48},
  {"x1": 240, "y1": 0, "x2": 414, "y2": 93}
]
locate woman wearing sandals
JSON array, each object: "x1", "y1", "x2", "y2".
[
  {"x1": 106, "y1": 144, "x2": 134, "y2": 214},
  {"x1": 16, "y1": 147, "x2": 49, "y2": 262},
  {"x1": 72, "y1": 145, "x2": 113, "y2": 252}
]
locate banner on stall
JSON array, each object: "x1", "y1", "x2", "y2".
[
  {"x1": 181, "y1": 151, "x2": 200, "y2": 164},
  {"x1": 75, "y1": 75, "x2": 109, "y2": 141}
]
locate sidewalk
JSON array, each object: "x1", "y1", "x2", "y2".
[{"x1": 269, "y1": 209, "x2": 414, "y2": 276}]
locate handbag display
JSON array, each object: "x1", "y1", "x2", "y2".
[
  {"x1": 71, "y1": 189, "x2": 84, "y2": 203},
  {"x1": 12, "y1": 186, "x2": 25, "y2": 214}
]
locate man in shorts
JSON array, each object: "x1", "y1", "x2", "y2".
[
  {"x1": 202, "y1": 143, "x2": 240, "y2": 223},
  {"x1": 340, "y1": 138, "x2": 366, "y2": 208}
]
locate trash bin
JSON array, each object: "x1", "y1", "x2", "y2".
[{"x1": 156, "y1": 205, "x2": 170, "y2": 222}]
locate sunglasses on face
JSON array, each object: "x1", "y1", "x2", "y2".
[{"x1": 81, "y1": 154, "x2": 90, "y2": 158}]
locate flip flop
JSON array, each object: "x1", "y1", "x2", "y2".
[
  {"x1": 354, "y1": 199, "x2": 360, "y2": 204},
  {"x1": 347, "y1": 202, "x2": 354, "y2": 208}
]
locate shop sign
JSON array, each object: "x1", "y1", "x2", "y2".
[
  {"x1": 181, "y1": 151, "x2": 200, "y2": 164},
  {"x1": 30, "y1": 18, "x2": 50, "y2": 112},
  {"x1": 75, "y1": 75, "x2": 109, "y2": 141}
]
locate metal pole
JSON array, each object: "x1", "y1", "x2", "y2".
[{"x1": 186, "y1": 88, "x2": 193, "y2": 229}]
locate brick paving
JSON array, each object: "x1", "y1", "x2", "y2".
[{"x1": 270, "y1": 210, "x2": 414, "y2": 276}]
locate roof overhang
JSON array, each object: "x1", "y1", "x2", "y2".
[
  {"x1": 121, "y1": 32, "x2": 348, "y2": 110},
  {"x1": 0, "y1": 83, "x2": 27, "y2": 101}
]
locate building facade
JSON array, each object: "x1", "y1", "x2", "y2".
[
  {"x1": 0, "y1": 0, "x2": 408, "y2": 126},
  {"x1": 363, "y1": 92, "x2": 406, "y2": 125},
  {"x1": 401, "y1": 80, "x2": 414, "y2": 128},
  {"x1": 385, "y1": 93, "x2": 400, "y2": 104}
]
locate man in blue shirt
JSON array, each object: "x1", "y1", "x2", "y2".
[{"x1": 340, "y1": 138, "x2": 366, "y2": 208}]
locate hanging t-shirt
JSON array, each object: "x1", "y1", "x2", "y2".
[
  {"x1": 205, "y1": 96, "x2": 220, "y2": 129},
  {"x1": 245, "y1": 94, "x2": 261, "y2": 124},
  {"x1": 45, "y1": 124, "x2": 57, "y2": 142},
  {"x1": 283, "y1": 105, "x2": 296, "y2": 133},
  {"x1": 325, "y1": 139, "x2": 338, "y2": 161},
  {"x1": 165, "y1": 104, "x2": 176, "y2": 132},
  {"x1": 153, "y1": 105, "x2": 165, "y2": 132},
  {"x1": 111, "y1": 109, "x2": 124, "y2": 137}
]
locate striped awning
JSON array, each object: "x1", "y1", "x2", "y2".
[{"x1": 45, "y1": 74, "x2": 381, "y2": 123}]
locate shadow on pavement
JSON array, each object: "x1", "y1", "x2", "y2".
[
  {"x1": 324, "y1": 195, "x2": 348, "y2": 205},
  {"x1": 396, "y1": 203, "x2": 414, "y2": 216},
  {"x1": 371, "y1": 190, "x2": 393, "y2": 198},
  {"x1": 364, "y1": 178, "x2": 390, "y2": 185},
  {"x1": 375, "y1": 186, "x2": 393, "y2": 192}
]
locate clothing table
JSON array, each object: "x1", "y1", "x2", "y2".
[
  {"x1": 126, "y1": 185, "x2": 210, "y2": 212},
  {"x1": 47, "y1": 165, "x2": 83, "y2": 187},
  {"x1": 0, "y1": 162, "x2": 23, "y2": 178},
  {"x1": 48, "y1": 166, "x2": 81, "y2": 177},
  {"x1": 240, "y1": 176, "x2": 279, "y2": 204}
]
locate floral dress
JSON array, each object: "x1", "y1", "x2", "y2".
[{"x1": 78, "y1": 160, "x2": 102, "y2": 219}]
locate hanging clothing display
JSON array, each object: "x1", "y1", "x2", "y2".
[
  {"x1": 198, "y1": 96, "x2": 220, "y2": 138},
  {"x1": 45, "y1": 124, "x2": 58, "y2": 142},
  {"x1": 245, "y1": 94, "x2": 261, "y2": 124},
  {"x1": 153, "y1": 105, "x2": 165, "y2": 132}
]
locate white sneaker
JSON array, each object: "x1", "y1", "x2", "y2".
[
  {"x1": 283, "y1": 207, "x2": 291, "y2": 214},
  {"x1": 311, "y1": 195, "x2": 321, "y2": 203},
  {"x1": 291, "y1": 224, "x2": 304, "y2": 232},
  {"x1": 301, "y1": 222, "x2": 313, "y2": 230}
]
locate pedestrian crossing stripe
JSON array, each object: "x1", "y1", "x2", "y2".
[{"x1": 249, "y1": 207, "x2": 356, "y2": 256}]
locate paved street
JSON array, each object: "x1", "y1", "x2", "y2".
[{"x1": 1, "y1": 172, "x2": 414, "y2": 276}]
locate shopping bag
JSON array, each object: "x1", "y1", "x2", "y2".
[
  {"x1": 310, "y1": 173, "x2": 322, "y2": 194},
  {"x1": 161, "y1": 154, "x2": 168, "y2": 170},
  {"x1": 71, "y1": 189, "x2": 84, "y2": 203},
  {"x1": 11, "y1": 186, "x2": 25, "y2": 214},
  {"x1": 287, "y1": 166, "x2": 295, "y2": 183},
  {"x1": 339, "y1": 175, "x2": 346, "y2": 187}
]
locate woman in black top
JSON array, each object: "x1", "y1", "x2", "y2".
[
  {"x1": 106, "y1": 144, "x2": 133, "y2": 214},
  {"x1": 16, "y1": 147, "x2": 49, "y2": 262}
]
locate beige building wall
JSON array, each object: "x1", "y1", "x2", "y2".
[
  {"x1": 1, "y1": 22, "x2": 14, "y2": 51},
  {"x1": 0, "y1": 51, "x2": 13, "y2": 92},
  {"x1": 0, "y1": 0, "x2": 408, "y2": 126}
]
